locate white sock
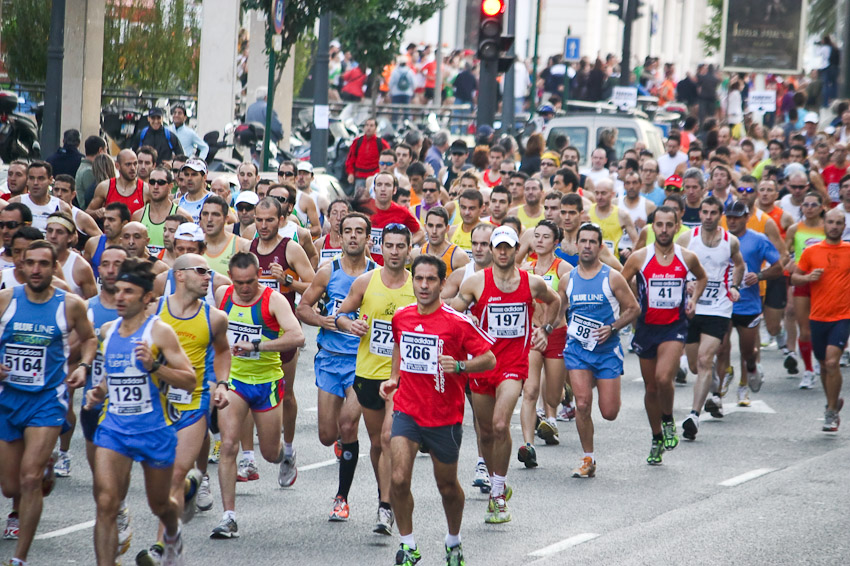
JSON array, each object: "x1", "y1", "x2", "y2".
[
  {"x1": 213, "y1": 432, "x2": 221, "y2": 441},
  {"x1": 583, "y1": 452, "x2": 595, "y2": 462},
  {"x1": 400, "y1": 533, "x2": 416, "y2": 548},
  {"x1": 223, "y1": 510, "x2": 236, "y2": 521},
  {"x1": 445, "y1": 532, "x2": 461, "y2": 547},
  {"x1": 547, "y1": 416, "x2": 557, "y2": 427},
  {"x1": 284, "y1": 442, "x2": 294, "y2": 457},
  {"x1": 491, "y1": 474, "x2": 506, "y2": 497},
  {"x1": 679, "y1": 354, "x2": 688, "y2": 372},
  {"x1": 476, "y1": 457, "x2": 485, "y2": 466},
  {"x1": 242, "y1": 450, "x2": 255, "y2": 461}
]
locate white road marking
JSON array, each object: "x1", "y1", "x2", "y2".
[
  {"x1": 298, "y1": 453, "x2": 368, "y2": 472},
  {"x1": 698, "y1": 400, "x2": 777, "y2": 421},
  {"x1": 305, "y1": 406, "x2": 318, "y2": 412},
  {"x1": 35, "y1": 519, "x2": 95, "y2": 540},
  {"x1": 719, "y1": 468, "x2": 775, "y2": 487},
  {"x1": 528, "y1": 533, "x2": 600, "y2": 558}
]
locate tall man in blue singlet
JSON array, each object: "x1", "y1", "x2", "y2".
[
  {"x1": 84, "y1": 259, "x2": 197, "y2": 566},
  {"x1": 0, "y1": 241, "x2": 97, "y2": 566},
  {"x1": 560, "y1": 223, "x2": 640, "y2": 478},
  {"x1": 296, "y1": 212, "x2": 377, "y2": 522}
]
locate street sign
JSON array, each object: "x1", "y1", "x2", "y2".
[
  {"x1": 611, "y1": 86, "x2": 637, "y2": 109},
  {"x1": 748, "y1": 90, "x2": 776, "y2": 113},
  {"x1": 564, "y1": 36, "x2": 581, "y2": 62},
  {"x1": 273, "y1": 0, "x2": 284, "y2": 34}
]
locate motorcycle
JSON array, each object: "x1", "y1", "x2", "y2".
[{"x1": 0, "y1": 91, "x2": 41, "y2": 163}]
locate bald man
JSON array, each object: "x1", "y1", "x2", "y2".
[
  {"x1": 209, "y1": 177, "x2": 238, "y2": 225},
  {"x1": 120, "y1": 221, "x2": 169, "y2": 274},
  {"x1": 87, "y1": 149, "x2": 150, "y2": 218}
]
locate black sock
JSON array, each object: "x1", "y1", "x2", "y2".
[
  {"x1": 653, "y1": 432, "x2": 663, "y2": 442},
  {"x1": 337, "y1": 441, "x2": 359, "y2": 499},
  {"x1": 661, "y1": 413, "x2": 673, "y2": 423},
  {"x1": 692, "y1": 410, "x2": 700, "y2": 417},
  {"x1": 379, "y1": 501, "x2": 392, "y2": 511}
]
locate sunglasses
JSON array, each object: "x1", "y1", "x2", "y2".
[
  {"x1": 0, "y1": 221, "x2": 25, "y2": 230},
  {"x1": 384, "y1": 223, "x2": 408, "y2": 231},
  {"x1": 737, "y1": 186, "x2": 755, "y2": 193},
  {"x1": 236, "y1": 204, "x2": 255, "y2": 212},
  {"x1": 149, "y1": 179, "x2": 170, "y2": 186},
  {"x1": 422, "y1": 188, "x2": 439, "y2": 193},
  {"x1": 788, "y1": 184, "x2": 807, "y2": 190},
  {"x1": 273, "y1": 195, "x2": 296, "y2": 205},
  {"x1": 177, "y1": 266, "x2": 212, "y2": 276},
  {"x1": 278, "y1": 171, "x2": 295, "y2": 177},
  {"x1": 665, "y1": 186, "x2": 683, "y2": 192},
  {"x1": 379, "y1": 161, "x2": 395, "y2": 166},
  {"x1": 801, "y1": 202, "x2": 821, "y2": 208},
  {"x1": 451, "y1": 152, "x2": 466, "y2": 156}
]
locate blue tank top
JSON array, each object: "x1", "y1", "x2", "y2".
[
  {"x1": 91, "y1": 235, "x2": 107, "y2": 281},
  {"x1": 85, "y1": 295, "x2": 120, "y2": 409},
  {"x1": 734, "y1": 229, "x2": 780, "y2": 316},
  {"x1": 565, "y1": 264, "x2": 621, "y2": 353},
  {"x1": 178, "y1": 192, "x2": 211, "y2": 223},
  {"x1": 0, "y1": 286, "x2": 69, "y2": 392},
  {"x1": 164, "y1": 269, "x2": 217, "y2": 307},
  {"x1": 318, "y1": 258, "x2": 376, "y2": 354},
  {"x1": 99, "y1": 315, "x2": 180, "y2": 432},
  {"x1": 555, "y1": 247, "x2": 579, "y2": 267}
]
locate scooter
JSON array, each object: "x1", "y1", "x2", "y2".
[{"x1": 0, "y1": 91, "x2": 41, "y2": 163}]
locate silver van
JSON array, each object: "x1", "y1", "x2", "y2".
[{"x1": 543, "y1": 115, "x2": 665, "y2": 168}]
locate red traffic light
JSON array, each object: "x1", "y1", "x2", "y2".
[{"x1": 482, "y1": 0, "x2": 504, "y2": 17}]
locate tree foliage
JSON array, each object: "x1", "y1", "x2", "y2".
[
  {"x1": 807, "y1": 0, "x2": 837, "y2": 36},
  {"x1": 698, "y1": 0, "x2": 722, "y2": 57},
  {"x1": 1, "y1": 0, "x2": 51, "y2": 83}
]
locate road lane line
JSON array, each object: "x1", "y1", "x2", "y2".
[
  {"x1": 299, "y1": 453, "x2": 368, "y2": 472},
  {"x1": 35, "y1": 519, "x2": 95, "y2": 540},
  {"x1": 528, "y1": 533, "x2": 600, "y2": 558},
  {"x1": 719, "y1": 468, "x2": 775, "y2": 487}
]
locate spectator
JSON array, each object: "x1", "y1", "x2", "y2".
[
  {"x1": 697, "y1": 64, "x2": 719, "y2": 123},
  {"x1": 586, "y1": 58, "x2": 606, "y2": 102},
  {"x1": 75, "y1": 135, "x2": 107, "y2": 209},
  {"x1": 46, "y1": 129, "x2": 84, "y2": 178},
  {"x1": 597, "y1": 128, "x2": 618, "y2": 168},
  {"x1": 132, "y1": 107, "x2": 184, "y2": 162},
  {"x1": 677, "y1": 71, "x2": 699, "y2": 115},
  {"x1": 520, "y1": 133, "x2": 544, "y2": 176},
  {"x1": 344, "y1": 118, "x2": 390, "y2": 190},
  {"x1": 245, "y1": 86, "x2": 283, "y2": 143},
  {"x1": 341, "y1": 65, "x2": 367, "y2": 102},
  {"x1": 726, "y1": 77, "x2": 744, "y2": 135},
  {"x1": 389, "y1": 57, "x2": 416, "y2": 105},
  {"x1": 170, "y1": 103, "x2": 209, "y2": 160},
  {"x1": 426, "y1": 130, "x2": 450, "y2": 174},
  {"x1": 820, "y1": 34, "x2": 840, "y2": 106},
  {"x1": 453, "y1": 62, "x2": 477, "y2": 108}
]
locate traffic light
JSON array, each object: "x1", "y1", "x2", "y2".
[
  {"x1": 609, "y1": 0, "x2": 624, "y2": 20},
  {"x1": 478, "y1": 0, "x2": 505, "y2": 61}
]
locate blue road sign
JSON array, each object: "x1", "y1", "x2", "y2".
[
  {"x1": 564, "y1": 36, "x2": 581, "y2": 62},
  {"x1": 274, "y1": 0, "x2": 284, "y2": 34}
]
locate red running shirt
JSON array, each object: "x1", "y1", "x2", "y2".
[
  {"x1": 106, "y1": 178, "x2": 145, "y2": 215},
  {"x1": 366, "y1": 201, "x2": 421, "y2": 266},
  {"x1": 392, "y1": 303, "x2": 494, "y2": 427}
]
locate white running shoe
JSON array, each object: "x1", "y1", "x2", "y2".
[
  {"x1": 116, "y1": 505, "x2": 132, "y2": 556},
  {"x1": 161, "y1": 526, "x2": 185, "y2": 566},
  {"x1": 841, "y1": 350, "x2": 850, "y2": 367},
  {"x1": 196, "y1": 474, "x2": 213, "y2": 511},
  {"x1": 748, "y1": 369, "x2": 763, "y2": 393},
  {"x1": 799, "y1": 371, "x2": 816, "y2": 390},
  {"x1": 54, "y1": 451, "x2": 71, "y2": 477},
  {"x1": 737, "y1": 386, "x2": 751, "y2": 407},
  {"x1": 278, "y1": 449, "x2": 297, "y2": 487}
]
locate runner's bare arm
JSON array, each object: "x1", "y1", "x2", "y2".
[
  {"x1": 334, "y1": 271, "x2": 372, "y2": 336},
  {"x1": 593, "y1": 270, "x2": 640, "y2": 344},
  {"x1": 66, "y1": 294, "x2": 97, "y2": 389},
  {"x1": 634, "y1": 226, "x2": 648, "y2": 250},
  {"x1": 246, "y1": 291, "x2": 306, "y2": 353},
  {"x1": 619, "y1": 209, "x2": 639, "y2": 245},
  {"x1": 729, "y1": 236, "x2": 745, "y2": 300},
  {"x1": 209, "y1": 308, "x2": 232, "y2": 409},
  {"x1": 74, "y1": 209, "x2": 103, "y2": 238},
  {"x1": 282, "y1": 239, "x2": 316, "y2": 294},
  {"x1": 379, "y1": 343, "x2": 402, "y2": 400},
  {"x1": 600, "y1": 245, "x2": 623, "y2": 271},
  {"x1": 449, "y1": 271, "x2": 483, "y2": 312},
  {"x1": 86, "y1": 180, "x2": 110, "y2": 217},
  {"x1": 295, "y1": 264, "x2": 335, "y2": 329},
  {"x1": 441, "y1": 268, "x2": 464, "y2": 299}
]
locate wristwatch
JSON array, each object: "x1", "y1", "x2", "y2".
[
  {"x1": 542, "y1": 324, "x2": 555, "y2": 335},
  {"x1": 78, "y1": 362, "x2": 92, "y2": 376},
  {"x1": 215, "y1": 381, "x2": 230, "y2": 391},
  {"x1": 731, "y1": 284, "x2": 740, "y2": 290},
  {"x1": 252, "y1": 339, "x2": 261, "y2": 352}
]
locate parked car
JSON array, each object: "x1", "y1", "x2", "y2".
[{"x1": 543, "y1": 114, "x2": 665, "y2": 168}]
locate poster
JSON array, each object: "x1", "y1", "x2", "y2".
[{"x1": 719, "y1": 0, "x2": 807, "y2": 74}]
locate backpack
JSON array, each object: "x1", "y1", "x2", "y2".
[
  {"x1": 397, "y1": 71, "x2": 411, "y2": 92},
  {"x1": 139, "y1": 126, "x2": 174, "y2": 151}
]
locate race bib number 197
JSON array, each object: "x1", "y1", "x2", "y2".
[{"x1": 487, "y1": 303, "x2": 527, "y2": 338}]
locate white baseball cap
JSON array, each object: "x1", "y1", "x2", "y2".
[
  {"x1": 233, "y1": 191, "x2": 260, "y2": 207},
  {"x1": 490, "y1": 226, "x2": 519, "y2": 247},
  {"x1": 175, "y1": 223, "x2": 205, "y2": 242},
  {"x1": 804, "y1": 112, "x2": 819, "y2": 124},
  {"x1": 296, "y1": 161, "x2": 314, "y2": 174},
  {"x1": 181, "y1": 157, "x2": 208, "y2": 174}
]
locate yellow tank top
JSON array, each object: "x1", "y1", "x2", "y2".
[
  {"x1": 647, "y1": 224, "x2": 690, "y2": 245},
  {"x1": 589, "y1": 204, "x2": 623, "y2": 258},
  {"x1": 422, "y1": 242, "x2": 460, "y2": 278},
  {"x1": 516, "y1": 205, "x2": 544, "y2": 229},
  {"x1": 354, "y1": 268, "x2": 415, "y2": 380},
  {"x1": 204, "y1": 233, "x2": 239, "y2": 276},
  {"x1": 449, "y1": 224, "x2": 474, "y2": 254},
  {"x1": 156, "y1": 297, "x2": 213, "y2": 410}
]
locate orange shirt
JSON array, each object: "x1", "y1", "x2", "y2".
[{"x1": 797, "y1": 241, "x2": 850, "y2": 321}]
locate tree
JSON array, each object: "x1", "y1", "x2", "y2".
[
  {"x1": 807, "y1": 0, "x2": 837, "y2": 36},
  {"x1": 698, "y1": 0, "x2": 722, "y2": 57},
  {"x1": 0, "y1": 0, "x2": 51, "y2": 83},
  {"x1": 334, "y1": 0, "x2": 443, "y2": 115}
]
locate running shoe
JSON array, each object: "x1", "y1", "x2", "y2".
[
  {"x1": 536, "y1": 418, "x2": 559, "y2": 445},
  {"x1": 799, "y1": 371, "x2": 816, "y2": 390},
  {"x1": 208, "y1": 440, "x2": 221, "y2": 464},
  {"x1": 682, "y1": 413, "x2": 699, "y2": 440},
  {"x1": 42, "y1": 450, "x2": 57, "y2": 497},
  {"x1": 278, "y1": 449, "x2": 297, "y2": 487},
  {"x1": 135, "y1": 543, "x2": 163, "y2": 566},
  {"x1": 556, "y1": 402, "x2": 576, "y2": 421},
  {"x1": 161, "y1": 529, "x2": 184, "y2": 566},
  {"x1": 54, "y1": 450, "x2": 71, "y2": 477},
  {"x1": 236, "y1": 458, "x2": 259, "y2": 482},
  {"x1": 841, "y1": 351, "x2": 850, "y2": 368},
  {"x1": 3, "y1": 512, "x2": 18, "y2": 540},
  {"x1": 748, "y1": 369, "x2": 763, "y2": 393},
  {"x1": 823, "y1": 410, "x2": 840, "y2": 433},
  {"x1": 517, "y1": 444, "x2": 538, "y2": 468},
  {"x1": 646, "y1": 439, "x2": 664, "y2": 465},
  {"x1": 210, "y1": 515, "x2": 239, "y2": 539},
  {"x1": 719, "y1": 370, "x2": 735, "y2": 398},
  {"x1": 784, "y1": 352, "x2": 799, "y2": 375},
  {"x1": 445, "y1": 543, "x2": 465, "y2": 566},
  {"x1": 117, "y1": 505, "x2": 132, "y2": 556},
  {"x1": 704, "y1": 395, "x2": 724, "y2": 419},
  {"x1": 394, "y1": 543, "x2": 421, "y2": 565},
  {"x1": 484, "y1": 494, "x2": 511, "y2": 524},
  {"x1": 182, "y1": 469, "x2": 202, "y2": 524},
  {"x1": 675, "y1": 367, "x2": 687, "y2": 384},
  {"x1": 571, "y1": 457, "x2": 596, "y2": 478},
  {"x1": 662, "y1": 421, "x2": 679, "y2": 450},
  {"x1": 737, "y1": 386, "x2": 751, "y2": 407},
  {"x1": 486, "y1": 485, "x2": 513, "y2": 512},
  {"x1": 374, "y1": 506, "x2": 394, "y2": 535},
  {"x1": 333, "y1": 439, "x2": 343, "y2": 461},
  {"x1": 472, "y1": 461, "x2": 491, "y2": 493},
  {"x1": 329, "y1": 496, "x2": 349, "y2": 522},
  {"x1": 196, "y1": 474, "x2": 213, "y2": 512}
]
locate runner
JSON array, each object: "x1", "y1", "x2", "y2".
[
  {"x1": 335, "y1": 224, "x2": 416, "y2": 535},
  {"x1": 508, "y1": 178, "x2": 545, "y2": 229},
  {"x1": 11, "y1": 161, "x2": 71, "y2": 234},
  {"x1": 0, "y1": 204, "x2": 32, "y2": 270},
  {"x1": 44, "y1": 212, "x2": 98, "y2": 299},
  {"x1": 617, "y1": 171, "x2": 655, "y2": 261},
  {"x1": 450, "y1": 226, "x2": 559, "y2": 523},
  {"x1": 588, "y1": 178, "x2": 638, "y2": 260},
  {"x1": 410, "y1": 177, "x2": 448, "y2": 225},
  {"x1": 83, "y1": 258, "x2": 195, "y2": 566},
  {"x1": 0, "y1": 227, "x2": 71, "y2": 292},
  {"x1": 210, "y1": 252, "x2": 305, "y2": 539},
  {"x1": 176, "y1": 158, "x2": 211, "y2": 223},
  {"x1": 362, "y1": 172, "x2": 424, "y2": 266},
  {"x1": 49, "y1": 175, "x2": 102, "y2": 247},
  {"x1": 155, "y1": 223, "x2": 231, "y2": 309},
  {"x1": 84, "y1": 203, "x2": 130, "y2": 284},
  {"x1": 135, "y1": 254, "x2": 231, "y2": 565},
  {"x1": 296, "y1": 212, "x2": 376, "y2": 521},
  {"x1": 680, "y1": 168, "x2": 706, "y2": 229},
  {"x1": 314, "y1": 199, "x2": 353, "y2": 265},
  {"x1": 380, "y1": 254, "x2": 496, "y2": 566},
  {"x1": 86, "y1": 150, "x2": 148, "y2": 218},
  {"x1": 156, "y1": 215, "x2": 184, "y2": 268},
  {"x1": 560, "y1": 223, "x2": 640, "y2": 476},
  {"x1": 482, "y1": 185, "x2": 512, "y2": 227},
  {"x1": 518, "y1": 220, "x2": 572, "y2": 467},
  {"x1": 676, "y1": 196, "x2": 744, "y2": 440},
  {"x1": 0, "y1": 241, "x2": 96, "y2": 566},
  {"x1": 231, "y1": 191, "x2": 258, "y2": 238},
  {"x1": 200, "y1": 196, "x2": 250, "y2": 276},
  {"x1": 132, "y1": 166, "x2": 192, "y2": 255},
  {"x1": 555, "y1": 194, "x2": 622, "y2": 270},
  {"x1": 791, "y1": 208, "x2": 850, "y2": 432},
  {"x1": 410, "y1": 207, "x2": 469, "y2": 277},
  {"x1": 448, "y1": 189, "x2": 487, "y2": 257},
  {"x1": 622, "y1": 206, "x2": 706, "y2": 464},
  {"x1": 121, "y1": 222, "x2": 170, "y2": 275}
]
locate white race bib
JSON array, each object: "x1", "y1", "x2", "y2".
[
  {"x1": 648, "y1": 279, "x2": 683, "y2": 309},
  {"x1": 319, "y1": 249, "x2": 341, "y2": 265},
  {"x1": 167, "y1": 386, "x2": 193, "y2": 405},
  {"x1": 227, "y1": 321, "x2": 262, "y2": 359},
  {"x1": 4, "y1": 344, "x2": 46, "y2": 387},
  {"x1": 92, "y1": 352, "x2": 105, "y2": 388},
  {"x1": 567, "y1": 313, "x2": 602, "y2": 351},
  {"x1": 369, "y1": 319, "x2": 394, "y2": 357},
  {"x1": 329, "y1": 299, "x2": 356, "y2": 336},
  {"x1": 487, "y1": 303, "x2": 527, "y2": 338},
  {"x1": 370, "y1": 228, "x2": 383, "y2": 256},
  {"x1": 107, "y1": 372, "x2": 153, "y2": 415},
  {"x1": 259, "y1": 278, "x2": 280, "y2": 291},
  {"x1": 698, "y1": 281, "x2": 722, "y2": 306},
  {"x1": 400, "y1": 332, "x2": 440, "y2": 375},
  {"x1": 603, "y1": 240, "x2": 615, "y2": 252}
]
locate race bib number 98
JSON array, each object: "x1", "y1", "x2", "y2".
[
  {"x1": 400, "y1": 332, "x2": 440, "y2": 375},
  {"x1": 4, "y1": 344, "x2": 46, "y2": 387},
  {"x1": 369, "y1": 319, "x2": 394, "y2": 357},
  {"x1": 487, "y1": 303, "x2": 527, "y2": 338},
  {"x1": 567, "y1": 313, "x2": 602, "y2": 351}
]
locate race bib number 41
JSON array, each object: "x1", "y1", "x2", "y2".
[
  {"x1": 567, "y1": 313, "x2": 602, "y2": 351},
  {"x1": 487, "y1": 303, "x2": 527, "y2": 338},
  {"x1": 649, "y1": 279, "x2": 683, "y2": 309},
  {"x1": 4, "y1": 344, "x2": 46, "y2": 387},
  {"x1": 369, "y1": 319, "x2": 394, "y2": 357},
  {"x1": 400, "y1": 332, "x2": 440, "y2": 375}
]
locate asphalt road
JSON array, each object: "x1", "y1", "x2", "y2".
[{"x1": 6, "y1": 327, "x2": 848, "y2": 566}]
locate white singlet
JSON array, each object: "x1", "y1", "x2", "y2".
[
  {"x1": 687, "y1": 226, "x2": 733, "y2": 318},
  {"x1": 618, "y1": 196, "x2": 649, "y2": 249},
  {"x1": 0, "y1": 267, "x2": 22, "y2": 290},
  {"x1": 21, "y1": 194, "x2": 62, "y2": 234},
  {"x1": 779, "y1": 194, "x2": 801, "y2": 222},
  {"x1": 61, "y1": 251, "x2": 84, "y2": 296}
]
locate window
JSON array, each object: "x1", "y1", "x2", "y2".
[{"x1": 547, "y1": 127, "x2": 588, "y2": 163}]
